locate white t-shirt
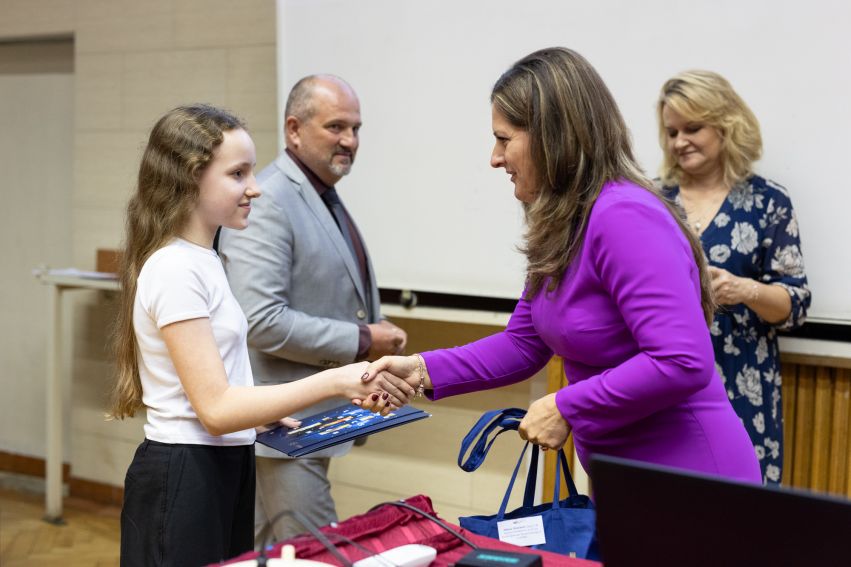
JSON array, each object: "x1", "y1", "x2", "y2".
[{"x1": 134, "y1": 238, "x2": 256, "y2": 445}]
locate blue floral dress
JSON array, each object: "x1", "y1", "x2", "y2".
[{"x1": 662, "y1": 175, "x2": 811, "y2": 485}]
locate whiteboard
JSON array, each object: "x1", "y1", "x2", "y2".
[{"x1": 276, "y1": 0, "x2": 851, "y2": 322}]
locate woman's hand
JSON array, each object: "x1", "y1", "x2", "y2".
[
  {"x1": 359, "y1": 355, "x2": 428, "y2": 414},
  {"x1": 708, "y1": 266, "x2": 752, "y2": 305},
  {"x1": 710, "y1": 266, "x2": 793, "y2": 323},
  {"x1": 519, "y1": 393, "x2": 571, "y2": 450},
  {"x1": 335, "y1": 361, "x2": 415, "y2": 415}
]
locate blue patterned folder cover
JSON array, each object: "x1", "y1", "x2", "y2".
[{"x1": 256, "y1": 404, "x2": 430, "y2": 457}]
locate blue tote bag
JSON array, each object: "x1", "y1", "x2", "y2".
[{"x1": 457, "y1": 408, "x2": 598, "y2": 560}]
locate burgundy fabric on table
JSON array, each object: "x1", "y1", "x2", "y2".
[{"x1": 219, "y1": 495, "x2": 600, "y2": 567}]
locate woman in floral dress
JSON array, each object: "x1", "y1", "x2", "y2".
[{"x1": 657, "y1": 70, "x2": 811, "y2": 484}]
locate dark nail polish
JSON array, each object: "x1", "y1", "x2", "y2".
[
  {"x1": 371, "y1": 393, "x2": 379, "y2": 401},
  {"x1": 382, "y1": 392, "x2": 389, "y2": 400}
]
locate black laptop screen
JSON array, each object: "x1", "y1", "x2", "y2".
[{"x1": 591, "y1": 454, "x2": 851, "y2": 567}]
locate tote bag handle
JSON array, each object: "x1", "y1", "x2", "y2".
[
  {"x1": 457, "y1": 407, "x2": 527, "y2": 472},
  {"x1": 457, "y1": 408, "x2": 581, "y2": 520},
  {"x1": 495, "y1": 443, "x2": 580, "y2": 520}
]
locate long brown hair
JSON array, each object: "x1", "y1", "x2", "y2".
[
  {"x1": 657, "y1": 70, "x2": 762, "y2": 187},
  {"x1": 110, "y1": 104, "x2": 245, "y2": 419},
  {"x1": 492, "y1": 47, "x2": 714, "y2": 323}
]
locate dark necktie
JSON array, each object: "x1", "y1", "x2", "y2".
[
  {"x1": 320, "y1": 187, "x2": 373, "y2": 315},
  {"x1": 321, "y1": 187, "x2": 358, "y2": 264}
]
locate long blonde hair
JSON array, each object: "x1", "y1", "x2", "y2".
[
  {"x1": 110, "y1": 104, "x2": 245, "y2": 419},
  {"x1": 492, "y1": 48, "x2": 715, "y2": 323},
  {"x1": 657, "y1": 70, "x2": 762, "y2": 187}
]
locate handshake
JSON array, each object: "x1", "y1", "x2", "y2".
[
  {"x1": 352, "y1": 354, "x2": 430, "y2": 415},
  {"x1": 343, "y1": 353, "x2": 573, "y2": 452}
]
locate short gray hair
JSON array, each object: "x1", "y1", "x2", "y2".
[{"x1": 285, "y1": 74, "x2": 354, "y2": 121}]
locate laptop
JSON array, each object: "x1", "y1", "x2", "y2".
[{"x1": 591, "y1": 454, "x2": 851, "y2": 567}]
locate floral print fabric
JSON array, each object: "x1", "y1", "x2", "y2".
[{"x1": 663, "y1": 175, "x2": 811, "y2": 484}]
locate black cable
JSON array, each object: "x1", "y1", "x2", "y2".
[
  {"x1": 293, "y1": 511, "x2": 355, "y2": 567},
  {"x1": 322, "y1": 531, "x2": 398, "y2": 567},
  {"x1": 260, "y1": 516, "x2": 422, "y2": 567},
  {"x1": 367, "y1": 500, "x2": 479, "y2": 550},
  {"x1": 255, "y1": 509, "x2": 294, "y2": 567},
  {"x1": 255, "y1": 509, "x2": 354, "y2": 567}
]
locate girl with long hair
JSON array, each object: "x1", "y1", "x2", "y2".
[{"x1": 112, "y1": 104, "x2": 407, "y2": 566}]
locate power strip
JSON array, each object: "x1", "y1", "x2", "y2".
[{"x1": 456, "y1": 548, "x2": 543, "y2": 567}]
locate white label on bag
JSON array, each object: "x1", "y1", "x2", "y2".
[{"x1": 496, "y1": 516, "x2": 546, "y2": 546}]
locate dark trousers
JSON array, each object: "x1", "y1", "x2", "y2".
[{"x1": 120, "y1": 439, "x2": 255, "y2": 567}]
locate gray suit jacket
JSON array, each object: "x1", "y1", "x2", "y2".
[{"x1": 219, "y1": 152, "x2": 381, "y2": 458}]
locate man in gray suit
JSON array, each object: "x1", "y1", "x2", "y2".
[{"x1": 219, "y1": 75, "x2": 407, "y2": 543}]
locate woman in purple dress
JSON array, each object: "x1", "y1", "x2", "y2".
[{"x1": 364, "y1": 48, "x2": 761, "y2": 483}]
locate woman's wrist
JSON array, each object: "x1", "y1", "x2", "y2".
[
  {"x1": 742, "y1": 279, "x2": 760, "y2": 306},
  {"x1": 411, "y1": 353, "x2": 432, "y2": 394},
  {"x1": 742, "y1": 281, "x2": 793, "y2": 324}
]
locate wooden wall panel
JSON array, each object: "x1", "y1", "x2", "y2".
[
  {"x1": 781, "y1": 363, "x2": 851, "y2": 497},
  {"x1": 828, "y1": 370, "x2": 849, "y2": 494},
  {"x1": 790, "y1": 364, "x2": 816, "y2": 488},
  {"x1": 543, "y1": 357, "x2": 574, "y2": 500},
  {"x1": 811, "y1": 367, "x2": 834, "y2": 490},
  {"x1": 782, "y1": 364, "x2": 798, "y2": 481}
]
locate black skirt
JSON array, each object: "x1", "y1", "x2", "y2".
[{"x1": 120, "y1": 439, "x2": 255, "y2": 567}]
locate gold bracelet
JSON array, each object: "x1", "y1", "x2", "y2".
[{"x1": 413, "y1": 353, "x2": 426, "y2": 398}]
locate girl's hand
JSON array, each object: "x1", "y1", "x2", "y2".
[
  {"x1": 355, "y1": 389, "x2": 396, "y2": 416},
  {"x1": 337, "y1": 361, "x2": 414, "y2": 413},
  {"x1": 278, "y1": 416, "x2": 302, "y2": 429},
  {"x1": 255, "y1": 416, "x2": 302, "y2": 434}
]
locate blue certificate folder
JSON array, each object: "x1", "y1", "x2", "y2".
[{"x1": 255, "y1": 404, "x2": 430, "y2": 457}]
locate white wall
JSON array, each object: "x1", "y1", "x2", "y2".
[
  {"x1": 0, "y1": 0, "x2": 281, "y2": 491},
  {"x1": 0, "y1": 72, "x2": 73, "y2": 456},
  {"x1": 277, "y1": 0, "x2": 851, "y2": 322}
]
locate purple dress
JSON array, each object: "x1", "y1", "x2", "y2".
[{"x1": 423, "y1": 180, "x2": 761, "y2": 484}]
